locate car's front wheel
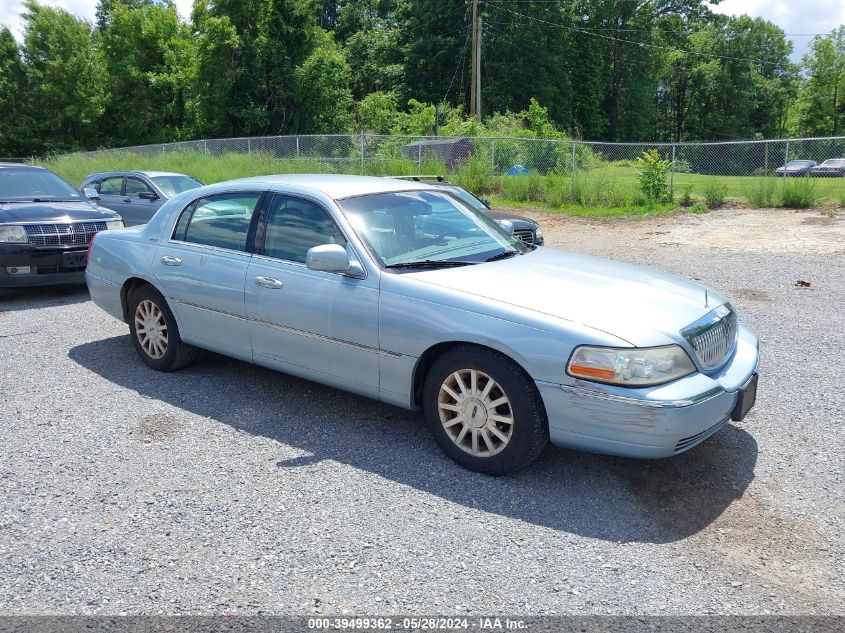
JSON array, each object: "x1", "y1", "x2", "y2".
[
  {"x1": 128, "y1": 284, "x2": 196, "y2": 372},
  {"x1": 423, "y1": 345, "x2": 548, "y2": 475}
]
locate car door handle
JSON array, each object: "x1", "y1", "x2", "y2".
[
  {"x1": 255, "y1": 276, "x2": 284, "y2": 289},
  {"x1": 160, "y1": 256, "x2": 181, "y2": 266}
]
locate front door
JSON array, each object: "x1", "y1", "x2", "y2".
[
  {"x1": 96, "y1": 175, "x2": 126, "y2": 217},
  {"x1": 245, "y1": 193, "x2": 380, "y2": 397},
  {"x1": 152, "y1": 191, "x2": 265, "y2": 360},
  {"x1": 123, "y1": 176, "x2": 163, "y2": 226}
]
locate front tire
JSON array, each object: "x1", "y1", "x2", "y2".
[
  {"x1": 423, "y1": 345, "x2": 548, "y2": 475},
  {"x1": 127, "y1": 284, "x2": 196, "y2": 372}
]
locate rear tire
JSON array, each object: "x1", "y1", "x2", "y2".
[
  {"x1": 423, "y1": 345, "x2": 548, "y2": 475},
  {"x1": 127, "y1": 284, "x2": 196, "y2": 372}
]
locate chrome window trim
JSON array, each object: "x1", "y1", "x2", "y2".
[
  {"x1": 167, "y1": 190, "x2": 264, "y2": 254},
  {"x1": 166, "y1": 239, "x2": 255, "y2": 258}
]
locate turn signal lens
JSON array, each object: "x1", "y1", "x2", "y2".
[{"x1": 567, "y1": 344, "x2": 696, "y2": 387}]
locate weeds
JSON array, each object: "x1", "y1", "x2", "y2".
[
  {"x1": 691, "y1": 202, "x2": 708, "y2": 214},
  {"x1": 779, "y1": 178, "x2": 818, "y2": 208},
  {"x1": 745, "y1": 177, "x2": 778, "y2": 208},
  {"x1": 634, "y1": 149, "x2": 671, "y2": 204},
  {"x1": 703, "y1": 181, "x2": 728, "y2": 208},
  {"x1": 678, "y1": 184, "x2": 695, "y2": 207}
]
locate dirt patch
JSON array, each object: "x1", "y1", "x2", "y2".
[
  {"x1": 505, "y1": 206, "x2": 845, "y2": 255},
  {"x1": 730, "y1": 288, "x2": 772, "y2": 302},
  {"x1": 135, "y1": 413, "x2": 181, "y2": 443}
]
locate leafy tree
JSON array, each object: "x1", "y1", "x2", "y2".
[
  {"x1": 798, "y1": 27, "x2": 845, "y2": 136},
  {"x1": 100, "y1": 1, "x2": 193, "y2": 145},
  {"x1": 20, "y1": 0, "x2": 107, "y2": 153},
  {"x1": 357, "y1": 91, "x2": 400, "y2": 134},
  {"x1": 294, "y1": 40, "x2": 355, "y2": 133},
  {"x1": 0, "y1": 27, "x2": 26, "y2": 157}
]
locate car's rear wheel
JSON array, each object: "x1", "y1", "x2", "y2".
[
  {"x1": 423, "y1": 345, "x2": 548, "y2": 475},
  {"x1": 128, "y1": 284, "x2": 196, "y2": 371}
]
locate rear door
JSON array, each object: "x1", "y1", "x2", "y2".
[
  {"x1": 152, "y1": 190, "x2": 266, "y2": 361},
  {"x1": 122, "y1": 176, "x2": 164, "y2": 226}
]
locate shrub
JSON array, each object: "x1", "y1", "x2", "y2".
[
  {"x1": 678, "y1": 184, "x2": 695, "y2": 207},
  {"x1": 453, "y1": 154, "x2": 494, "y2": 195},
  {"x1": 543, "y1": 174, "x2": 568, "y2": 207},
  {"x1": 634, "y1": 149, "x2": 671, "y2": 204},
  {"x1": 703, "y1": 181, "x2": 728, "y2": 208},
  {"x1": 779, "y1": 178, "x2": 819, "y2": 209},
  {"x1": 499, "y1": 173, "x2": 544, "y2": 202},
  {"x1": 745, "y1": 177, "x2": 778, "y2": 208},
  {"x1": 691, "y1": 202, "x2": 708, "y2": 214}
]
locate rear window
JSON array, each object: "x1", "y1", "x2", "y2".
[
  {"x1": 152, "y1": 175, "x2": 202, "y2": 197},
  {"x1": 0, "y1": 168, "x2": 82, "y2": 201}
]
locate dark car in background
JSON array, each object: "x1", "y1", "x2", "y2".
[
  {"x1": 809, "y1": 158, "x2": 845, "y2": 177},
  {"x1": 0, "y1": 164, "x2": 123, "y2": 288},
  {"x1": 392, "y1": 176, "x2": 543, "y2": 246},
  {"x1": 80, "y1": 171, "x2": 202, "y2": 226},
  {"x1": 774, "y1": 160, "x2": 817, "y2": 177}
]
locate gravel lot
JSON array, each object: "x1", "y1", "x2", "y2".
[{"x1": 1, "y1": 207, "x2": 843, "y2": 616}]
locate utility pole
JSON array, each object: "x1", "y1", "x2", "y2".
[
  {"x1": 470, "y1": 0, "x2": 479, "y2": 121},
  {"x1": 475, "y1": 14, "x2": 482, "y2": 122}
]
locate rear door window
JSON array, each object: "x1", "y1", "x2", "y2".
[
  {"x1": 99, "y1": 176, "x2": 123, "y2": 195},
  {"x1": 172, "y1": 192, "x2": 262, "y2": 252}
]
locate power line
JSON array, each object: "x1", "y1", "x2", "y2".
[
  {"x1": 487, "y1": 3, "x2": 795, "y2": 68},
  {"x1": 440, "y1": 29, "x2": 472, "y2": 105}
]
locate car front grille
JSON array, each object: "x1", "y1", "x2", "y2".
[
  {"x1": 23, "y1": 221, "x2": 108, "y2": 247},
  {"x1": 514, "y1": 228, "x2": 535, "y2": 245},
  {"x1": 686, "y1": 311, "x2": 738, "y2": 369}
]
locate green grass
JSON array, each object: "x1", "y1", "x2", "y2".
[{"x1": 38, "y1": 151, "x2": 845, "y2": 218}]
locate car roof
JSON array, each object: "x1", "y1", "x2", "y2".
[
  {"x1": 0, "y1": 163, "x2": 45, "y2": 170},
  {"x1": 84, "y1": 170, "x2": 190, "y2": 179},
  {"x1": 230, "y1": 174, "x2": 434, "y2": 199}
]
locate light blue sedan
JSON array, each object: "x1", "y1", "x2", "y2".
[{"x1": 85, "y1": 175, "x2": 759, "y2": 475}]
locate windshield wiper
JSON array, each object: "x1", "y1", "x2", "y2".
[
  {"x1": 384, "y1": 260, "x2": 479, "y2": 270},
  {"x1": 484, "y1": 250, "x2": 521, "y2": 262}
]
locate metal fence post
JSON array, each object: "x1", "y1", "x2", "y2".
[
  {"x1": 417, "y1": 141, "x2": 422, "y2": 167},
  {"x1": 670, "y1": 144, "x2": 676, "y2": 194},
  {"x1": 571, "y1": 141, "x2": 577, "y2": 174},
  {"x1": 360, "y1": 132, "x2": 365, "y2": 173},
  {"x1": 296, "y1": 136, "x2": 300, "y2": 159},
  {"x1": 491, "y1": 139, "x2": 496, "y2": 173},
  {"x1": 783, "y1": 139, "x2": 790, "y2": 185},
  {"x1": 247, "y1": 138, "x2": 251, "y2": 155}
]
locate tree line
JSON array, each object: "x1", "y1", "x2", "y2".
[{"x1": 0, "y1": 0, "x2": 843, "y2": 157}]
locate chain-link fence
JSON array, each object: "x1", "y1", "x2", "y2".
[
  {"x1": 65, "y1": 134, "x2": 845, "y2": 206},
  {"x1": 69, "y1": 133, "x2": 845, "y2": 176}
]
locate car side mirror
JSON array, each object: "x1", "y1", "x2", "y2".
[
  {"x1": 306, "y1": 244, "x2": 365, "y2": 278},
  {"x1": 138, "y1": 191, "x2": 159, "y2": 200},
  {"x1": 83, "y1": 187, "x2": 99, "y2": 200},
  {"x1": 481, "y1": 197, "x2": 491, "y2": 208},
  {"x1": 497, "y1": 219, "x2": 514, "y2": 234}
]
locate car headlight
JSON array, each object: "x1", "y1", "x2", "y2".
[
  {"x1": 567, "y1": 344, "x2": 696, "y2": 387},
  {"x1": 0, "y1": 225, "x2": 28, "y2": 243},
  {"x1": 106, "y1": 219, "x2": 124, "y2": 230},
  {"x1": 534, "y1": 227, "x2": 543, "y2": 244}
]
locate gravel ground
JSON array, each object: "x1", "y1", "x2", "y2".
[{"x1": 0, "y1": 207, "x2": 843, "y2": 616}]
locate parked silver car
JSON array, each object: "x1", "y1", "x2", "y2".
[
  {"x1": 86, "y1": 175, "x2": 759, "y2": 474},
  {"x1": 80, "y1": 171, "x2": 202, "y2": 227}
]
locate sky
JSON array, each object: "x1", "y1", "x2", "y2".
[{"x1": 0, "y1": 0, "x2": 843, "y2": 62}]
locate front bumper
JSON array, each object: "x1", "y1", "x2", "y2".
[
  {"x1": 0, "y1": 242, "x2": 88, "y2": 287},
  {"x1": 537, "y1": 325, "x2": 759, "y2": 458}
]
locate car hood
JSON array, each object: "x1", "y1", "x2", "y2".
[
  {"x1": 0, "y1": 201, "x2": 119, "y2": 223},
  {"x1": 406, "y1": 247, "x2": 726, "y2": 346},
  {"x1": 484, "y1": 208, "x2": 537, "y2": 228}
]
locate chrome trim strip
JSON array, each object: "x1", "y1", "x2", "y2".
[
  {"x1": 3, "y1": 218, "x2": 118, "y2": 226},
  {"x1": 172, "y1": 299, "x2": 403, "y2": 359},
  {"x1": 536, "y1": 379, "x2": 723, "y2": 408}
]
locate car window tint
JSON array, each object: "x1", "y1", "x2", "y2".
[
  {"x1": 175, "y1": 192, "x2": 261, "y2": 252},
  {"x1": 99, "y1": 176, "x2": 123, "y2": 195},
  {"x1": 125, "y1": 177, "x2": 153, "y2": 198},
  {"x1": 262, "y1": 195, "x2": 347, "y2": 264}
]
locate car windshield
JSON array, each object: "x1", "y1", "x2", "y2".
[
  {"x1": 337, "y1": 190, "x2": 528, "y2": 269},
  {"x1": 151, "y1": 175, "x2": 202, "y2": 197},
  {"x1": 787, "y1": 161, "x2": 813, "y2": 167},
  {"x1": 0, "y1": 168, "x2": 82, "y2": 202},
  {"x1": 445, "y1": 186, "x2": 487, "y2": 212},
  {"x1": 820, "y1": 159, "x2": 845, "y2": 166}
]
